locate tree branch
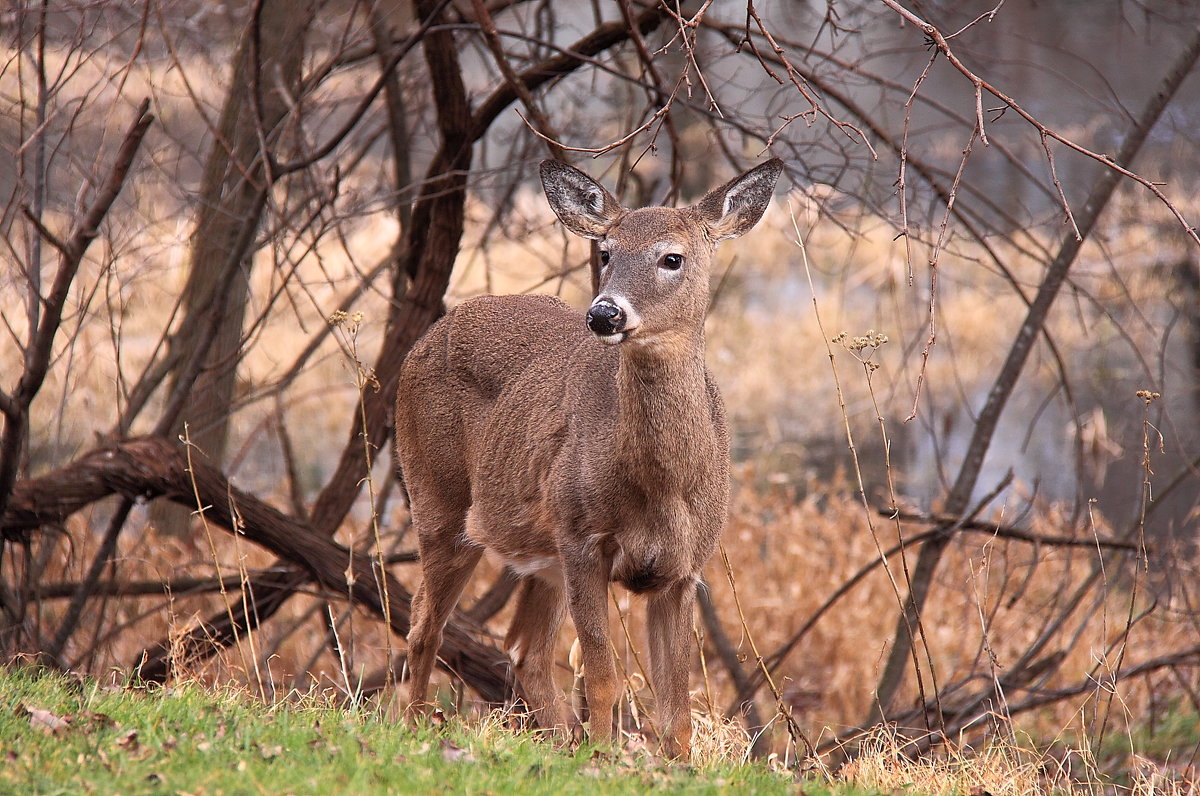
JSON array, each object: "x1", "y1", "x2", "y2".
[
  {"x1": 877, "y1": 0, "x2": 1200, "y2": 249},
  {"x1": 1, "y1": 436, "x2": 514, "y2": 702},
  {"x1": 868, "y1": 30, "x2": 1200, "y2": 724},
  {"x1": 0, "y1": 99, "x2": 153, "y2": 526}
]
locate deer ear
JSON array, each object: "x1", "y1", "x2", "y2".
[
  {"x1": 540, "y1": 160, "x2": 623, "y2": 240},
  {"x1": 695, "y1": 158, "x2": 783, "y2": 241}
]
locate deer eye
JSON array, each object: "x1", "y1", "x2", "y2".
[
  {"x1": 598, "y1": 250, "x2": 610, "y2": 267},
  {"x1": 661, "y1": 253, "x2": 684, "y2": 271}
]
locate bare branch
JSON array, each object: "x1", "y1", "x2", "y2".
[
  {"x1": 870, "y1": 28, "x2": 1200, "y2": 723},
  {"x1": 880, "y1": 509, "x2": 1147, "y2": 552},
  {"x1": 2, "y1": 436, "x2": 513, "y2": 702},
  {"x1": 877, "y1": 0, "x2": 1200, "y2": 247},
  {"x1": 469, "y1": 0, "x2": 566, "y2": 161},
  {"x1": 0, "y1": 99, "x2": 153, "y2": 522}
]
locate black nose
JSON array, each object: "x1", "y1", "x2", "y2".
[{"x1": 586, "y1": 300, "x2": 625, "y2": 335}]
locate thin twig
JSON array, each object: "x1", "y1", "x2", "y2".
[
  {"x1": 868, "y1": 26, "x2": 1200, "y2": 723},
  {"x1": 0, "y1": 99, "x2": 153, "y2": 522},
  {"x1": 880, "y1": 509, "x2": 1147, "y2": 552},
  {"x1": 470, "y1": 0, "x2": 566, "y2": 161},
  {"x1": 877, "y1": 0, "x2": 1200, "y2": 248}
]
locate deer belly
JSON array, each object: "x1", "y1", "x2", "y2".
[
  {"x1": 463, "y1": 503, "x2": 562, "y2": 581},
  {"x1": 500, "y1": 552, "x2": 562, "y2": 580},
  {"x1": 609, "y1": 544, "x2": 684, "y2": 593}
]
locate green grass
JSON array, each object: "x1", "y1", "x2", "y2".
[
  {"x1": 0, "y1": 665, "x2": 843, "y2": 796},
  {"x1": 1064, "y1": 698, "x2": 1200, "y2": 790},
  {"x1": 8, "y1": 665, "x2": 1194, "y2": 795}
]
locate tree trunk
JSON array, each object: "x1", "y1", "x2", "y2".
[{"x1": 152, "y1": 0, "x2": 314, "y2": 535}]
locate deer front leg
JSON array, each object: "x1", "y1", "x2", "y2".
[
  {"x1": 647, "y1": 579, "x2": 698, "y2": 760},
  {"x1": 562, "y1": 550, "x2": 617, "y2": 749}
]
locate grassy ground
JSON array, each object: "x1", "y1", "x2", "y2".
[
  {"x1": 9, "y1": 664, "x2": 1194, "y2": 796},
  {"x1": 1, "y1": 665, "x2": 828, "y2": 796}
]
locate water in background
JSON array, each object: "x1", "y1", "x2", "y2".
[{"x1": 716, "y1": 0, "x2": 1200, "y2": 540}]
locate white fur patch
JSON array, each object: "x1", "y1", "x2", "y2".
[{"x1": 506, "y1": 555, "x2": 559, "y2": 578}]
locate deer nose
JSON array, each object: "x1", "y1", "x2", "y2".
[{"x1": 586, "y1": 299, "x2": 626, "y2": 336}]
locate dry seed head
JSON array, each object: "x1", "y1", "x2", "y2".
[
  {"x1": 833, "y1": 329, "x2": 889, "y2": 352},
  {"x1": 1135, "y1": 389, "x2": 1161, "y2": 404},
  {"x1": 328, "y1": 310, "x2": 365, "y2": 330}
]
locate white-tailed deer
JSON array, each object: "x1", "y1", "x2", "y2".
[{"x1": 395, "y1": 157, "x2": 782, "y2": 758}]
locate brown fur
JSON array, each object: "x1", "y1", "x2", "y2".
[{"x1": 395, "y1": 158, "x2": 782, "y2": 758}]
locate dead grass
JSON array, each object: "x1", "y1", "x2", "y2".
[
  {"x1": 19, "y1": 454, "x2": 1195, "y2": 782},
  {"x1": 832, "y1": 723, "x2": 1200, "y2": 796}
]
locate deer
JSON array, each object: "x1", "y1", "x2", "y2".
[{"x1": 394, "y1": 157, "x2": 782, "y2": 759}]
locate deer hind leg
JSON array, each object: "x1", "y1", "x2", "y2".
[
  {"x1": 646, "y1": 579, "x2": 698, "y2": 760},
  {"x1": 405, "y1": 527, "x2": 483, "y2": 715},
  {"x1": 504, "y1": 575, "x2": 569, "y2": 737}
]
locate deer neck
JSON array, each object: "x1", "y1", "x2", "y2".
[{"x1": 613, "y1": 331, "x2": 716, "y2": 483}]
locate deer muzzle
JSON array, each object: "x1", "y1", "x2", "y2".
[{"x1": 586, "y1": 297, "x2": 628, "y2": 341}]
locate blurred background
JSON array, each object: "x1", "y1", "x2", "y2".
[{"x1": 2, "y1": 0, "x2": 1198, "y2": 780}]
